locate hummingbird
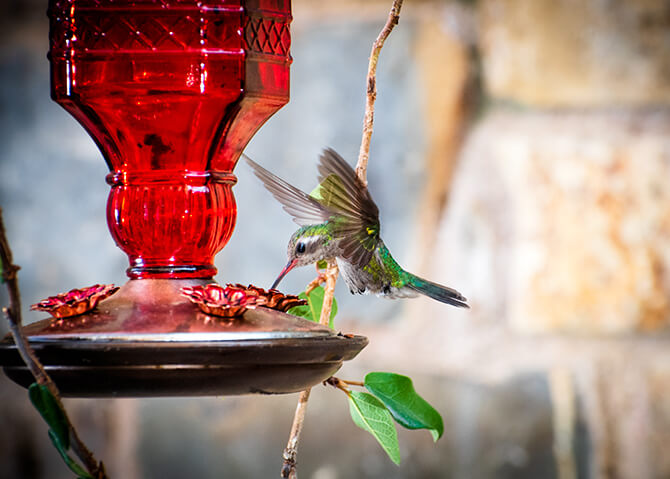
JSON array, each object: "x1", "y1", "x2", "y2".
[{"x1": 244, "y1": 148, "x2": 468, "y2": 308}]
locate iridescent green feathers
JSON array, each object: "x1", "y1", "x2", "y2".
[
  {"x1": 405, "y1": 274, "x2": 468, "y2": 308},
  {"x1": 244, "y1": 149, "x2": 469, "y2": 308}
]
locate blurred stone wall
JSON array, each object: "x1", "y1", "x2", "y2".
[
  {"x1": 371, "y1": 1, "x2": 670, "y2": 479},
  {"x1": 1, "y1": 0, "x2": 670, "y2": 478}
]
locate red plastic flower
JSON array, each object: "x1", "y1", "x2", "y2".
[
  {"x1": 31, "y1": 284, "x2": 119, "y2": 319},
  {"x1": 232, "y1": 284, "x2": 306, "y2": 312},
  {"x1": 180, "y1": 284, "x2": 267, "y2": 318}
]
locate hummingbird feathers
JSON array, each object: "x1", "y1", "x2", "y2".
[
  {"x1": 244, "y1": 157, "x2": 330, "y2": 227},
  {"x1": 244, "y1": 149, "x2": 468, "y2": 308}
]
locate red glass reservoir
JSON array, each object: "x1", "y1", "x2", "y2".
[{"x1": 48, "y1": 0, "x2": 291, "y2": 279}]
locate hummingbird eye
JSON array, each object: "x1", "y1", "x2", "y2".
[{"x1": 295, "y1": 241, "x2": 306, "y2": 254}]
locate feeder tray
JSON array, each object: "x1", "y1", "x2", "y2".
[{"x1": 0, "y1": 280, "x2": 368, "y2": 397}]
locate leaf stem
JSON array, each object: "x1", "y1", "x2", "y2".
[
  {"x1": 340, "y1": 379, "x2": 365, "y2": 388},
  {"x1": 324, "y1": 376, "x2": 357, "y2": 395},
  {"x1": 0, "y1": 208, "x2": 107, "y2": 479}
]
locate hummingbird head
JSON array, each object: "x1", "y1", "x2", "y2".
[{"x1": 271, "y1": 226, "x2": 332, "y2": 290}]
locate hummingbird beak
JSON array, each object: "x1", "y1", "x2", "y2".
[{"x1": 271, "y1": 258, "x2": 299, "y2": 290}]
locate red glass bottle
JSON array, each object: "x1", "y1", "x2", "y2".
[{"x1": 48, "y1": 0, "x2": 291, "y2": 279}]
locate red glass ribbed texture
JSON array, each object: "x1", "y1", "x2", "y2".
[{"x1": 48, "y1": 0, "x2": 291, "y2": 278}]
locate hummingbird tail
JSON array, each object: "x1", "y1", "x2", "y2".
[{"x1": 406, "y1": 274, "x2": 469, "y2": 308}]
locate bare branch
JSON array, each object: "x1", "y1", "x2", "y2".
[
  {"x1": 281, "y1": 388, "x2": 311, "y2": 479},
  {"x1": 317, "y1": 259, "x2": 338, "y2": 326},
  {"x1": 356, "y1": 0, "x2": 405, "y2": 186},
  {"x1": 281, "y1": 259, "x2": 338, "y2": 478},
  {"x1": 0, "y1": 207, "x2": 107, "y2": 478}
]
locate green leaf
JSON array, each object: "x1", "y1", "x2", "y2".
[
  {"x1": 29, "y1": 383, "x2": 70, "y2": 449},
  {"x1": 287, "y1": 286, "x2": 337, "y2": 328},
  {"x1": 364, "y1": 372, "x2": 444, "y2": 441},
  {"x1": 48, "y1": 430, "x2": 94, "y2": 479},
  {"x1": 30, "y1": 384, "x2": 95, "y2": 478},
  {"x1": 286, "y1": 292, "x2": 311, "y2": 319},
  {"x1": 316, "y1": 260, "x2": 328, "y2": 270},
  {"x1": 348, "y1": 391, "x2": 400, "y2": 465}
]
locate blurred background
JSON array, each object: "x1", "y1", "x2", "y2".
[{"x1": 1, "y1": 0, "x2": 670, "y2": 477}]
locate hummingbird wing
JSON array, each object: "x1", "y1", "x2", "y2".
[
  {"x1": 315, "y1": 148, "x2": 381, "y2": 268},
  {"x1": 243, "y1": 154, "x2": 332, "y2": 226}
]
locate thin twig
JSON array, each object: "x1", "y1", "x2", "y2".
[
  {"x1": 317, "y1": 259, "x2": 339, "y2": 326},
  {"x1": 356, "y1": 0, "x2": 404, "y2": 186},
  {"x1": 281, "y1": 259, "x2": 338, "y2": 478},
  {"x1": 281, "y1": 389, "x2": 311, "y2": 479},
  {"x1": 304, "y1": 264, "x2": 327, "y2": 295},
  {"x1": 0, "y1": 208, "x2": 107, "y2": 479},
  {"x1": 280, "y1": 2, "x2": 404, "y2": 476}
]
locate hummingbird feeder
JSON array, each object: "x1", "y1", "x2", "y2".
[{"x1": 0, "y1": 0, "x2": 367, "y2": 397}]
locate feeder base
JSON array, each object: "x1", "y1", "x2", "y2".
[{"x1": 0, "y1": 279, "x2": 367, "y2": 397}]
